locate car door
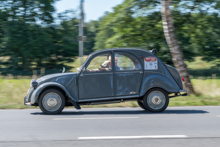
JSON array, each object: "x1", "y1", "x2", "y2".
[
  {"x1": 113, "y1": 52, "x2": 143, "y2": 96},
  {"x1": 78, "y1": 52, "x2": 114, "y2": 99}
]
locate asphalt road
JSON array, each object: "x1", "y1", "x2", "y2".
[{"x1": 0, "y1": 106, "x2": 220, "y2": 147}]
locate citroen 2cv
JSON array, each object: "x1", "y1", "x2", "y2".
[{"x1": 24, "y1": 48, "x2": 188, "y2": 114}]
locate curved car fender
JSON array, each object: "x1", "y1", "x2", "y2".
[
  {"x1": 140, "y1": 73, "x2": 180, "y2": 96},
  {"x1": 30, "y1": 82, "x2": 76, "y2": 104}
]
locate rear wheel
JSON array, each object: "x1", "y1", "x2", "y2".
[
  {"x1": 39, "y1": 89, "x2": 65, "y2": 114},
  {"x1": 143, "y1": 88, "x2": 169, "y2": 112},
  {"x1": 137, "y1": 100, "x2": 147, "y2": 110}
]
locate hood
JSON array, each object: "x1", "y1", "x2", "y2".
[{"x1": 36, "y1": 72, "x2": 78, "y2": 86}]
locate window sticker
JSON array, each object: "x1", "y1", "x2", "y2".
[{"x1": 144, "y1": 57, "x2": 158, "y2": 70}]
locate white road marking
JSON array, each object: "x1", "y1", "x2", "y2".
[
  {"x1": 53, "y1": 117, "x2": 139, "y2": 120},
  {"x1": 78, "y1": 135, "x2": 188, "y2": 140}
]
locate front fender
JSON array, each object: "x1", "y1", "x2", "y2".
[
  {"x1": 140, "y1": 73, "x2": 180, "y2": 96},
  {"x1": 30, "y1": 82, "x2": 76, "y2": 104}
]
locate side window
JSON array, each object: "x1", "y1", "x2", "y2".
[
  {"x1": 115, "y1": 53, "x2": 142, "y2": 71},
  {"x1": 86, "y1": 53, "x2": 112, "y2": 72}
]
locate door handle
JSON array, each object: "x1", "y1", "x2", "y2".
[{"x1": 139, "y1": 71, "x2": 143, "y2": 74}]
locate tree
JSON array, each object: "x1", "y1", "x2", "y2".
[
  {"x1": 93, "y1": 0, "x2": 196, "y2": 64},
  {"x1": 161, "y1": 0, "x2": 194, "y2": 93},
  {"x1": 93, "y1": 12, "x2": 116, "y2": 51},
  {"x1": 1, "y1": 20, "x2": 78, "y2": 72},
  {"x1": 0, "y1": 1, "x2": 79, "y2": 74},
  {"x1": 0, "y1": 0, "x2": 56, "y2": 23}
]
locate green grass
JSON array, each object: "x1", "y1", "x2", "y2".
[
  {"x1": 185, "y1": 57, "x2": 216, "y2": 69},
  {"x1": 0, "y1": 79, "x2": 32, "y2": 109},
  {"x1": 185, "y1": 57, "x2": 220, "y2": 78}
]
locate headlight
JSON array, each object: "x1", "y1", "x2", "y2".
[
  {"x1": 30, "y1": 79, "x2": 38, "y2": 89},
  {"x1": 30, "y1": 79, "x2": 35, "y2": 87}
]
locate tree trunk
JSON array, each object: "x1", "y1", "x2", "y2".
[{"x1": 161, "y1": 0, "x2": 194, "y2": 94}]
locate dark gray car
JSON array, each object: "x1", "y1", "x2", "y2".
[{"x1": 24, "y1": 48, "x2": 188, "y2": 114}]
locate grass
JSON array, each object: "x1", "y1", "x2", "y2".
[
  {"x1": 185, "y1": 57, "x2": 220, "y2": 78},
  {"x1": 185, "y1": 57, "x2": 217, "y2": 70},
  {"x1": 0, "y1": 79, "x2": 32, "y2": 109},
  {"x1": 169, "y1": 79, "x2": 220, "y2": 106}
]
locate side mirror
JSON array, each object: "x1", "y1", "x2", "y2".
[
  {"x1": 150, "y1": 49, "x2": 157, "y2": 55},
  {"x1": 62, "y1": 67, "x2": 65, "y2": 73},
  {"x1": 77, "y1": 68, "x2": 81, "y2": 73}
]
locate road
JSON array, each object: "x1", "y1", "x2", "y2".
[{"x1": 0, "y1": 106, "x2": 220, "y2": 147}]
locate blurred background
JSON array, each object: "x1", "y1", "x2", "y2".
[{"x1": 0, "y1": 0, "x2": 219, "y2": 109}]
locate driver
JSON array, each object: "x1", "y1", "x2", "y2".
[{"x1": 88, "y1": 56, "x2": 119, "y2": 72}]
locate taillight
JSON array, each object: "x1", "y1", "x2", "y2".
[{"x1": 182, "y1": 77, "x2": 185, "y2": 82}]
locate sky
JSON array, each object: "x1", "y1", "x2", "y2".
[{"x1": 54, "y1": 0, "x2": 124, "y2": 22}]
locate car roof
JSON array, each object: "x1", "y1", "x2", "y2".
[{"x1": 89, "y1": 48, "x2": 151, "y2": 56}]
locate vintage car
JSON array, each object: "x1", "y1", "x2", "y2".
[{"x1": 24, "y1": 48, "x2": 188, "y2": 114}]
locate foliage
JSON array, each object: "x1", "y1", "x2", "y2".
[
  {"x1": 0, "y1": 0, "x2": 56, "y2": 23},
  {"x1": 93, "y1": 12, "x2": 116, "y2": 51},
  {"x1": 1, "y1": 0, "x2": 220, "y2": 74},
  {"x1": 0, "y1": 0, "x2": 79, "y2": 74},
  {"x1": 84, "y1": 20, "x2": 99, "y2": 55},
  {"x1": 0, "y1": 20, "x2": 78, "y2": 74}
]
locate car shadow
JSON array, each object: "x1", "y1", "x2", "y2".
[{"x1": 30, "y1": 109, "x2": 209, "y2": 115}]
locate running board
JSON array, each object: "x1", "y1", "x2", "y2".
[{"x1": 89, "y1": 100, "x2": 121, "y2": 105}]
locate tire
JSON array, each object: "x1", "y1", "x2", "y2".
[
  {"x1": 137, "y1": 100, "x2": 147, "y2": 110},
  {"x1": 143, "y1": 88, "x2": 169, "y2": 112},
  {"x1": 39, "y1": 89, "x2": 65, "y2": 114}
]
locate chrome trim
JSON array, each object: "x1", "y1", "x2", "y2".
[
  {"x1": 25, "y1": 103, "x2": 32, "y2": 106},
  {"x1": 78, "y1": 95, "x2": 139, "y2": 102}
]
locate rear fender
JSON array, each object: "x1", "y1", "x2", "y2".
[
  {"x1": 30, "y1": 82, "x2": 76, "y2": 104},
  {"x1": 140, "y1": 73, "x2": 180, "y2": 96}
]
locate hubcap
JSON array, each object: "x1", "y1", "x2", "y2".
[
  {"x1": 42, "y1": 92, "x2": 62, "y2": 112},
  {"x1": 47, "y1": 98, "x2": 58, "y2": 107},
  {"x1": 147, "y1": 91, "x2": 166, "y2": 110}
]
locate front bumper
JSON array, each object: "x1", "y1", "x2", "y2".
[
  {"x1": 24, "y1": 87, "x2": 35, "y2": 106},
  {"x1": 24, "y1": 96, "x2": 32, "y2": 106},
  {"x1": 24, "y1": 96, "x2": 29, "y2": 105},
  {"x1": 179, "y1": 89, "x2": 188, "y2": 96}
]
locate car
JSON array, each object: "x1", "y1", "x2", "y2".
[{"x1": 24, "y1": 48, "x2": 188, "y2": 114}]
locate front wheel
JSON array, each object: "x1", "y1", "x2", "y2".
[
  {"x1": 39, "y1": 89, "x2": 65, "y2": 114},
  {"x1": 143, "y1": 88, "x2": 169, "y2": 112}
]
